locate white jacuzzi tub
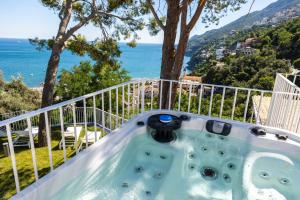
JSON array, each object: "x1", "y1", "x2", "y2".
[{"x1": 10, "y1": 111, "x2": 300, "y2": 200}]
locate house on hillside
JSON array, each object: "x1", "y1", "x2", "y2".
[
  {"x1": 181, "y1": 75, "x2": 202, "y2": 83},
  {"x1": 237, "y1": 47, "x2": 256, "y2": 56},
  {"x1": 216, "y1": 47, "x2": 225, "y2": 60}
]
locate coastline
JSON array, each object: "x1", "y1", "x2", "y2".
[{"x1": 30, "y1": 86, "x2": 43, "y2": 94}]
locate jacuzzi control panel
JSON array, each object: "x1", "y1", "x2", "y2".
[{"x1": 206, "y1": 120, "x2": 231, "y2": 136}]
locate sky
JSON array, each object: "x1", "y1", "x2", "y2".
[{"x1": 0, "y1": 0, "x2": 278, "y2": 44}]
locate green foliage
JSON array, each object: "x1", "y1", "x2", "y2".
[
  {"x1": 147, "y1": 16, "x2": 166, "y2": 36},
  {"x1": 55, "y1": 39, "x2": 130, "y2": 101},
  {"x1": 186, "y1": 0, "x2": 300, "y2": 55},
  {"x1": 0, "y1": 74, "x2": 40, "y2": 115},
  {"x1": 293, "y1": 58, "x2": 300, "y2": 70},
  {"x1": 190, "y1": 17, "x2": 300, "y2": 90},
  {"x1": 203, "y1": 0, "x2": 247, "y2": 26},
  {"x1": 263, "y1": 17, "x2": 300, "y2": 61},
  {"x1": 29, "y1": 37, "x2": 54, "y2": 51},
  {"x1": 33, "y1": 0, "x2": 148, "y2": 52},
  {"x1": 193, "y1": 48, "x2": 291, "y2": 90}
]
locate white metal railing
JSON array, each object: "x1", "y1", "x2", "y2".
[
  {"x1": 267, "y1": 74, "x2": 300, "y2": 132},
  {"x1": 286, "y1": 73, "x2": 300, "y2": 86},
  {"x1": 0, "y1": 110, "x2": 28, "y2": 131},
  {"x1": 0, "y1": 78, "x2": 300, "y2": 198}
]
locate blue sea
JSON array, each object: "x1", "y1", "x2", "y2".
[{"x1": 0, "y1": 38, "x2": 189, "y2": 87}]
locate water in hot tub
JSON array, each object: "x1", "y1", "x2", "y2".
[{"x1": 50, "y1": 130, "x2": 300, "y2": 200}]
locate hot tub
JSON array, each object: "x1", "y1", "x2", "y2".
[{"x1": 11, "y1": 111, "x2": 300, "y2": 200}]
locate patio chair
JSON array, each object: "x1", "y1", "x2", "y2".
[
  {"x1": 59, "y1": 126, "x2": 82, "y2": 149},
  {"x1": 12, "y1": 129, "x2": 37, "y2": 148},
  {"x1": 78, "y1": 131, "x2": 101, "y2": 151},
  {"x1": 0, "y1": 127, "x2": 6, "y2": 137}
]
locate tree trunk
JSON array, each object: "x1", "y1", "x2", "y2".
[
  {"x1": 160, "y1": 1, "x2": 180, "y2": 109},
  {"x1": 38, "y1": 44, "x2": 63, "y2": 146},
  {"x1": 160, "y1": 1, "x2": 191, "y2": 109}
]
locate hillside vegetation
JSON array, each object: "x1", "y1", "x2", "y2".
[
  {"x1": 0, "y1": 73, "x2": 40, "y2": 116},
  {"x1": 186, "y1": 0, "x2": 300, "y2": 56},
  {"x1": 190, "y1": 16, "x2": 300, "y2": 90}
]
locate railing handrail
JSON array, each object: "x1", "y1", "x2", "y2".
[
  {"x1": 0, "y1": 80, "x2": 136, "y2": 127},
  {"x1": 2, "y1": 78, "x2": 300, "y2": 127},
  {"x1": 280, "y1": 73, "x2": 300, "y2": 92}
]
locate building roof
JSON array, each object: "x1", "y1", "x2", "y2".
[{"x1": 182, "y1": 75, "x2": 202, "y2": 82}]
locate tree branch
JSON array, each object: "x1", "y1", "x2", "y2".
[
  {"x1": 63, "y1": 13, "x2": 95, "y2": 41},
  {"x1": 180, "y1": 0, "x2": 188, "y2": 32},
  {"x1": 56, "y1": 0, "x2": 73, "y2": 40},
  {"x1": 60, "y1": 0, "x2": 135, "y2": 44},
  {"x1": 187, "y1": 0, "x2": 206, "y2": 32},
  {"x1": 146, "y1": 0, "x2": 165, "y2": 31},
  {"x1": 96, "y1": 11, "x2": 133, "y2": 21}
]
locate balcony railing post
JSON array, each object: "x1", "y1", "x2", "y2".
[
  {"x1": 71, "y1": 105, "x2": 78, "y2": 155},
  {"x1": 83, "y1": 99, "x2": 88, "y2": 148},
  {"x1": 287, "y1": 92, "x2": 299, "y2": 131},
  {"x1": 6, "y1": 124, "x2": 20, "y2": 193},
  {"x1": 137, "y1": 82, "x2": 140, "y2": 113},
  {"x1": 26, "y1": 117, "x2": 39, "y2": 181},
  {"x1": 283, "y1": 88, "x2": 295, "y2": 129},
  {"x1": 59, "y1": 107, "x2": 67, "y2": 162},
  {"x1": 101, "y1": 93, "x2": 105, "y2": 135},
  {"x1": 219, "y1": 87, "x2": 226, "y2": 118},
  {"x1": 122, "y1": 85, "x2": 125, "y2": 123},
  {"x1": 109, "y1": 90, "x2": 112, "y2": 132},
  {"x1": 209, "y1": 86, "x2": 214, "y2": 117},
  {"x1": 243, "y1": 90, "x2": 251, "y2": 122},
  {"x1": 141, "y1": 81, "x2": 145, "y2": 113},
  {"x1": 132, "y1": 83, "x2": 135, "y2": 115},
  {"x1": 159, "y1": 80, "x2": 163, "y2": 109},
  {"x1": 93, "y1": 96, "x2": 97, "y2": 142},
  {"x1": 231, "y1": 88, "x2": 238, "y2": 120},
  {"x1": 188, "y1": 84, "x2": 192, "y2": 113},
  {"x1": 115, "y1": 88, "x2": 118, "y2": 127},
  {"x1": 151, "y1": 81, "x2": 154, "y2": 110},
  {"x1": 168, "y1": 81, "x2": 172, "y2": 110},
  {"x1": 257, "y1": 92, "x2": 264, "y2": 124},
  {"x1": 296, "y1": 107, "x2": 300, "y2": 133},
  {"x1": 127, "y1": 84, "x2": 130, "y2": 118},
  {"x1": 44, "y1": 112, "x2": 54, "y2": 171},
  {"x1": 178, "y1": 82, "x2": 182, "y2": 111},
  {"x1": 198, "y1": 84, "x2": 203, "y2": 114}
]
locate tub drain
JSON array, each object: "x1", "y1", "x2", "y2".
[
  {"x1": 218, "y1": 150, "x2": 225, "y2": 156},
  {"x1": 227, "y1": 162, "x2": 236, "y2": 170},
  {"x1": 188, "y1": 164, "x2": 195, "y2": 170},
  {"x1": 259, "y1": 171, "x2": 270, "y2": 179},
  {"x1": 121, "y1": 182, "x2": 129, "y2": 188},
  {"x1": 145, "y1": 191, "x2": 151, "y2": 196},
  {"x1": 223, "y1": 174, "x2": 231, "y2": 183},
  {"x1": 201, "y1": 146, "x2": 208, "y2": 152},
  {"x1": 135, "y1": 166, "x2": 144, "y2": 173},
  {"x1": 153, "y1": 172, "x2": 163, "y2": 179},
  {"x1": 188, "y1": 152, "x2": 196, "y2": 159},
  {"x1": 200, "y1": 167, "x2": 218, "y2": 180},
  {"x1": 279, "y1": 178, "x2": 290, "y2": 185}
]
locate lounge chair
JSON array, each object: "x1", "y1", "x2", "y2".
[
  {"x1": 12, "y1": 127, "x2": 38, "y2": 148},
  {"x1": 0, "y1": 127, "x2": 6, "y2": 137},
  {"x1": 59, "y1": 126, "x2": 82, "y2": 149},
  {"x1": 82, "y1": 131, "x2": 101, "y2": 143}
]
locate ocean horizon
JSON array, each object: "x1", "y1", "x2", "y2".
[{"x1": 0, "y1": 38, "x2": 190, "y2": 87}]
